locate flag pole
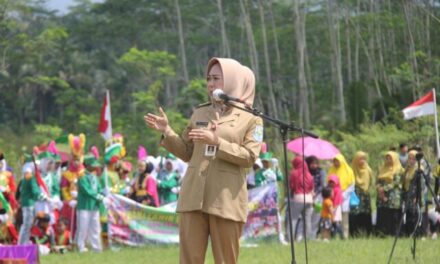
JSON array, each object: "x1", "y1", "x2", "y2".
[
  {"x1": 105, "y1": 90, "x2": 111, "y2": 248},
  {"x1": 433, "y1": 88, "x2": 440, "y2": 159}
]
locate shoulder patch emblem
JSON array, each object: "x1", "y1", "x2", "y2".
[{"x1": 253, "y1": 125, "x2": 264, "y2": 142}]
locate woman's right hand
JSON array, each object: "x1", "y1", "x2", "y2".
[{"x1": 144, "y1": 107, "x2": 170, "y2": 134}]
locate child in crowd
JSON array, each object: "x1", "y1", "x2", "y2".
[
  {"x1": 54, "y1": 218, "x2": 71, "y2": 253},
  {"x1": 30, "y1": 213, "x2": 55, "y2": 255},
  {"x1": 320, "y1": 187, "x2": 333, "y2": 242},
  {"x1": 327, "y1": 175, "x2": 344, "y2": 239}
]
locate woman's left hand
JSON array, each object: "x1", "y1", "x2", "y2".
[{"x1": 188, "y1": 129, "x2": 219, "y2": 146}]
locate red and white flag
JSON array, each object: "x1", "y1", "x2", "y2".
[
  {"x1": 402, "y1": 90, "x2": 437, "y2": 120},
  {"x1": 99, "y1": 90, "x2": 112, "y2": 141}
]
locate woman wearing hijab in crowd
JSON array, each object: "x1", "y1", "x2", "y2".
[
  {"x1": 327, "y1": 175, "x2": 343, "y2": 238},
  {"x1": 288, "y1": 156, "x2": 314, "y2": 241},
  {"x1": 145, "y1": 58, "x2": 262, "y2": 264},
  {"x1": 157, "y1": 157, "x2": 179, "y2": 205},
  {"x1": 327, "y1": 154, "x2": 355, "y2": 239},
  {"x1": 376, "y1": 151, "x2": 404, "y2": 236},
  {"x1": 402, "y1": 150, "x2": 428, "y2": 237},
  {"x1": 305, "y1": 155, "x2": 326, "y2": 239},
  {"x1": 130, "y1": 160, "x2": 159, "y2": 207},
  {"x1": 349, "y1": 151, "x2": 374, "y2": 237}
]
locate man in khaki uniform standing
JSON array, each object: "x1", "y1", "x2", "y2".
[{"x1": 145, "y1": 57, "x2": 263, "y2": 264}]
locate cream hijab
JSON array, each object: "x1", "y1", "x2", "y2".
[
  {"x1": 378, "y1": 151, "x2": 403, "y2": 184},
  {"x1": 352, "y1": 151, "x2": 373, "y2": 192},
  {"x1": 403, "y1": 150, "x2": 419, "y2": 191},
  {"x1": 206, "y1": 57, "x2": 256, "y2": 106}
]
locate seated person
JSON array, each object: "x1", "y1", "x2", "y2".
[
  {"x1": 30, "y1": 212, "x2": 55, "y2": 255},
  {"x1": 54, "y1": 218, "x2": 71, "y2": 253}
]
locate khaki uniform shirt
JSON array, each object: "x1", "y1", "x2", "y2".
[{"x1": 161, "y1": 103, "x2": 263, "y2": 222}]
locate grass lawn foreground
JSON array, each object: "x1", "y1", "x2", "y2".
[{"x1": 41, "y1": 238, "x2": 440, "y2": 263}]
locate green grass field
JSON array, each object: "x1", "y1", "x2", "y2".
[{"x1": 41, "y1": 238, "x2": 440, "y2": 264}]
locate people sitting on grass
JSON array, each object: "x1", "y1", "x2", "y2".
[
  {"x1": 54, "y1": 218, "x2": 72, "y2": 253},
  {"x1": 30, "y1": 212, "x2": 55, "y2": 255}
]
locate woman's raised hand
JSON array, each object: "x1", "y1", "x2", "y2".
[{"x1": 144, "y1": 107, "x2": 170, "y2": 134}]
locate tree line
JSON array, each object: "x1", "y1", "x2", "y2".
[{"x1": 1, "y1": 0, "x2": 440, "y2": 159}]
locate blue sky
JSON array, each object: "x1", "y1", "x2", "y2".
[{"x1": 45, "y1": 0, "x2": 103, "y2": 14}]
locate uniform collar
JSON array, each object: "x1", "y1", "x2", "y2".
[{"x1": 206, "y1": 105, "x2": 240, "y2": 124}]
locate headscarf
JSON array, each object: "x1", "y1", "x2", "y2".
[
  {"x1": 403, "y1": 150, "x2": 419, "y2": 191},
  {"x1": 206, "y1": 58, "x2": 256, "y2": 106},
  {"x1": 328, "y1": 174, "x2": 343, "y2": 207},
  {"x1": 305, "y1": 155, "x2": 320, "y2": 174},
  {"x1": 351, "y1": 151, "x2": 373, "y2": 192},
  {"x1": 137, "y1": 161, "x2": 154, "y2": 187},
  {"x1": 327, "y1": 154, "x2": 355, "y2": 191},
  {"x1": 289, "y1": 156, "x2": 314, "y2": 195},
  {"x1": 377, "y1": 151, "x2": 403, "y2": 184}
]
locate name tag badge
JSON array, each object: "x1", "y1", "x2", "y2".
[{"x1": 205, "y1": 145, "x2": 217, "y2": 157}]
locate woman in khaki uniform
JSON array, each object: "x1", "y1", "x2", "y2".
[{"x1": 145, "y1": 57, "x2": 263, "y2": 264}]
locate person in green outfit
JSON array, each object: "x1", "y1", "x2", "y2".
[
  {"x1": 18, "y1": 155, "x2": 48, "y2": 244},
  {"x1": 76, "y1": 154, "x2": 108, "y2": 253},
  {"x1": 35, "y1": 152, "x2": 62, "y2": 224},
  {"x1": 254, "y1": 152, "x2": 277, "y2": 187},
  {"x1": 157, "y1": 156, "x2": 179, "y2": 205}
]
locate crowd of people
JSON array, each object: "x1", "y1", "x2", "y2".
[
  {"x1": 0, "y1": 133, "x2": 188, "y2": 254},
  {"x1": 2, "y1": 133, "x2": 440, "y2": 254},
  {"x1": 250, "y1": 143, "x2": 440, "y2": 243}
]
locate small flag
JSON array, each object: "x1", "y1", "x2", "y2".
[
  {"x1": 31, "y1": 156, "x2": 50, "y2": 198},
  {"x1": 99, "y1": 90, "x2": 112, "y2": 141},
  {"x1": 403, "y1": 90, "x2": 436, "y2": 120}
]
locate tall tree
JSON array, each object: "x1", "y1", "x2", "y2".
[
  {"x1": 216, "y1": 0, "x2": 230, "y2": 57},
  {"x1": 327, "y1": 0, "x2": 346, "y2": 124},
  {"x1": 174, "y1": 0, "x2": 189, "y2": 83},
  {"x1": 403, "y1": 0, "x2": 421, "y2": 99},
  {"x1": 293, "y1": 0, "x2": 310, "y2": 126},
  {"x1": 239, "y1": 0, "x2": 259, "y2": 81},
  {"x1": 258, "y1": 0, "x2": 278, "y2": 119}
]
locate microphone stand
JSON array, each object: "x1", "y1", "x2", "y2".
[{"x1": 225, "y1": 101, "x2": 317, "y2": 264}]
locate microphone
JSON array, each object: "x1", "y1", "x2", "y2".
[{"x1": 212, "y1": 89, "x2": 246, "y2": 104}]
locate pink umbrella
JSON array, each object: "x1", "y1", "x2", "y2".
[{"x1": 287, "y1": 136, "x2": 340, "y2": 160}]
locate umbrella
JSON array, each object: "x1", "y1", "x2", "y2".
[{"x1": 287, "y1": 136, "x2": 340, "y2": 160}]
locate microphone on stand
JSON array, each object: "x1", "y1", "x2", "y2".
[{"x1": 212, "y1": 89, "x2": 247, "y2": 105}]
